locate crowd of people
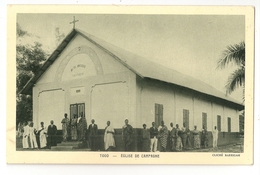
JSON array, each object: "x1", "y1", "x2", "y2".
[
  {"x1": 141, "y1": 121, "x2": 219, "y2": 152},
  {"x1": 17, "y1": 114, "x2": 219, "y2": 152},
  {"x1": 17, "y1": 120, "x2": 57, "y2": 149},
  {"x1": 17, "y1": 112, "x2": 114, "y2": 151}
]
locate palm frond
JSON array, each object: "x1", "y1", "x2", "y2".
[
  {"x1": 225, "y1": 68, "x2": 245, "y2": 94},
  {"x1": 217, "y1": 41, "x2": 245, "y2": 69}
]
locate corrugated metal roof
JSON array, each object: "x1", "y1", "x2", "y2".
[
  {"x1": 76, "y1": 29, "x2": 243, "y2": 106},
  {"x1": 20, "y1": 28, "x2": 244, "y2": 110}
]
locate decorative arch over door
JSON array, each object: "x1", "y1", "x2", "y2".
[{"x1": 55, "y1": 45, "x2": 104, "y2": 81}]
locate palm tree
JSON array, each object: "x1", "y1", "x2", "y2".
[{"x1": 217, "y1": 41, "x2": 245, "y2": 97}]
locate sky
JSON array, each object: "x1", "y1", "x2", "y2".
[{"x1": 17, "y1": 14, "x2": 245, "y2": 102}]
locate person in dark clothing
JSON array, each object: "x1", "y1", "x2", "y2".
[
  {"x1": 122, "y1": 119, "x2": 134, "y2": 151},
  {"x1": 88, "y1": 119, "x2": 98, "y2": 151},
  {"x1": 201, "y1": 125, "x2": 208, "y2": 148},
  {"x1": 47, "y1": 120, "x2": 57, "y2": 149}
]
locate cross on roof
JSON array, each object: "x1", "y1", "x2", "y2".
[{"x1": 70, "y1": 16, "x2": 79, "y2": 29}]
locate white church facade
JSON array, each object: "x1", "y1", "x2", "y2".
[{"x1": 21, "y1": 29, "x2": 244, "y2": 151}]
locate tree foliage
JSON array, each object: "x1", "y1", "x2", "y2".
[
  {"x1": 16, "y1": 24, "x2": 48, "y2": 125},
  {"x1": 217, "y1": 41, "x2": 245, "y2": 97},
  {"x1": 16, "y1": 23, "x2": 29, "y2": 38}
]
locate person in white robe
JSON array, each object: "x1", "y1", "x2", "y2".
[
  {"x1": 104, "y1": 121, "x2": 115, "y2": 151},
  {"x1": 22, "y1": 121, "x2": 29, "y2": 149},
  {"x1": 37, "y1": 122, "x2": 47, "y2": 148},
  {"x1": 212, "y1": 126, "x2": 219, "y2": 149},
  {"x1": 29, "y1": 122, "x2": 38, "y2": 149},
  {"x1": 17, "y1": 122, "x2": 23, "y2": 137}
]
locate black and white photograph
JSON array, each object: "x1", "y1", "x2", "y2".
[{"x1": 6, "y1": 5, "x2": 254, "y2": 164}]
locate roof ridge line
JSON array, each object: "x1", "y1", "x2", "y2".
[{"x1": 75, "y1": 29, "x2": 144, "y2": 79}]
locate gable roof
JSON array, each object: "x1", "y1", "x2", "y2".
[{"x1": 20, "y1": 29, "x2": 244, "y2": 110}]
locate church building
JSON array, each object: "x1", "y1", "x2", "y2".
[{"x1": 20, "y1": 28, "x2": 244, "y2": 151}]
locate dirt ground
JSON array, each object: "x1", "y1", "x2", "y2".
[
  {"x1": 17, "y1": 143, "x2": 244, "y2": 152},
  {"x1": 185, "y1": 137, "x2": 244, "y2": 153},
  {"x1": 186, "y1": 143, "x2": 243, "y2": 153},
  {"x1": 16, "y1": 137, "x2": 244, "y2": 153}
]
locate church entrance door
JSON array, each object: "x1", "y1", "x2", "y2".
[
  {"x1": 70, "y1": 103, "x2": 85, "y2": 119},
  {"x1": 69, "y1": 103, "x2": 85, "y2": 141}
]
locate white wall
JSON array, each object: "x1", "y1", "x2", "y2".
[
  {"x1": 193, "y1": 97, "x2": 212, "y2": 131},
  {"x1": 139, "y1": 81, "x2": 175, "y2": 129},
  {"x1": 175, "y1": 91, "x2": 193, "y2": 129},
  {"x1": 211, "y1": 103, "x2": 224, "y2": 131},
  {"x1": 137, "y1": 79, "x2": 240, "y2": 132},
  {"x1": 225, "y1": 107, "x2": 239, "y2": 132},
  {"x1": 36, "y1": 89, "x2": 65, "y2": 130},
  {"x1": 91, "y1": 82, "x2": 129, "y2": 129}
]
